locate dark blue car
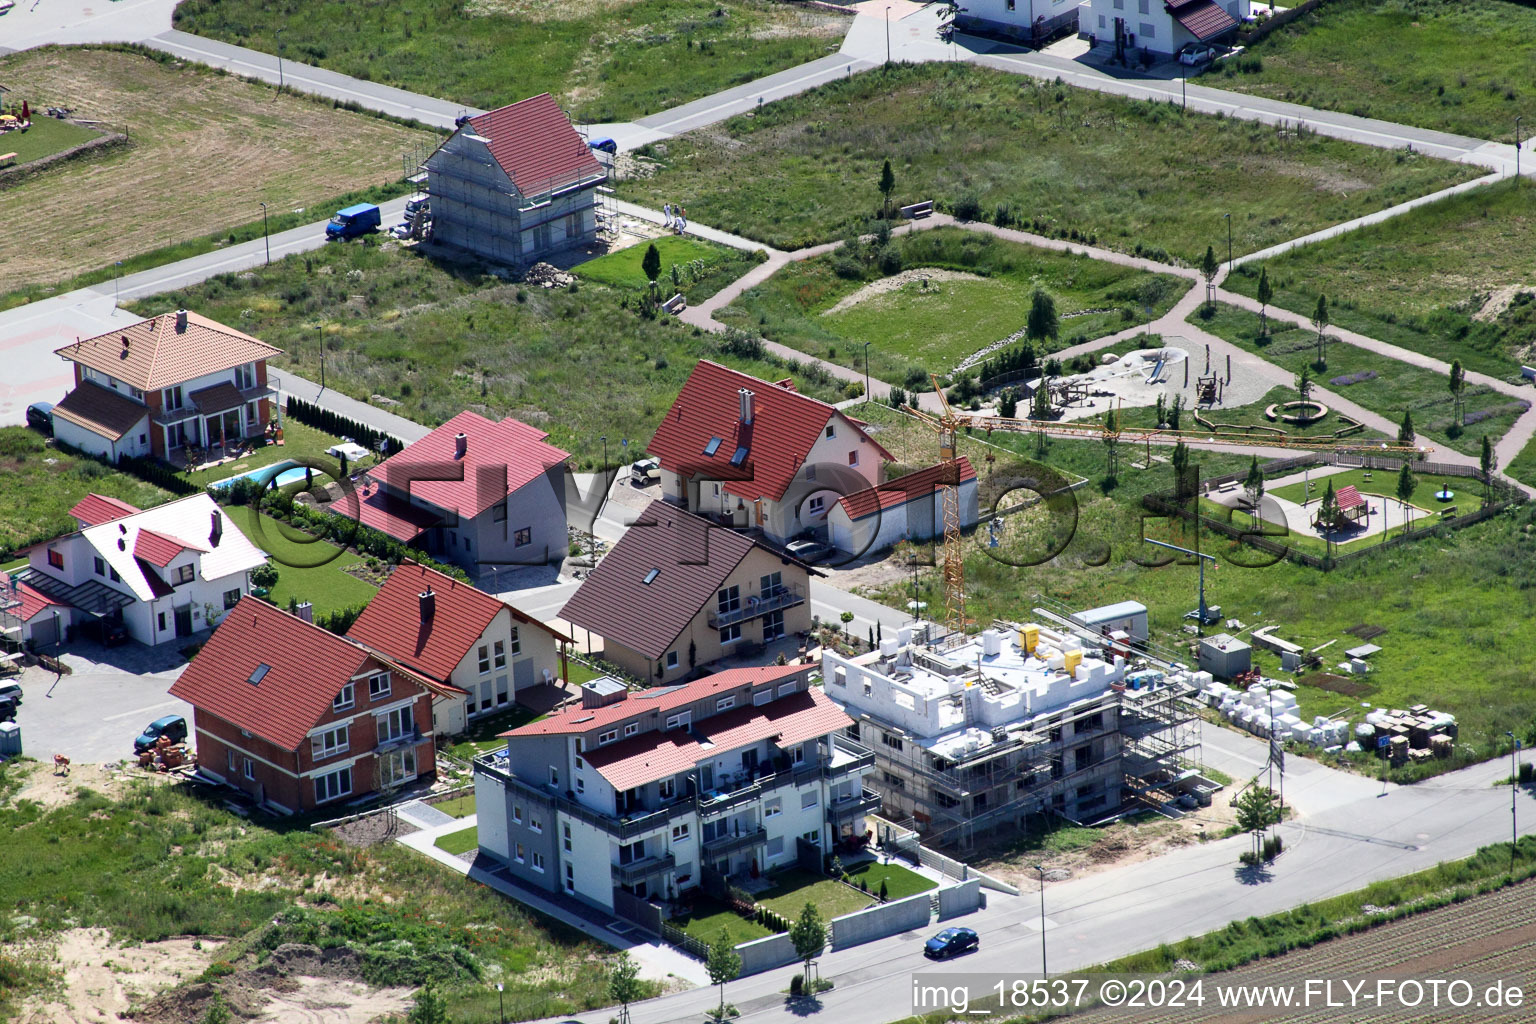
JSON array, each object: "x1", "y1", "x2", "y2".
[{"x1": 923, "y1": 927, "x2": 979, "y2": 960}]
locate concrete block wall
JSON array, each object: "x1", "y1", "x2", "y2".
[
  {"x1": 936, "y1": 878, "x2": 982, "y2": 919},
  {"x1": 828, "y1": 892, "x2": 932, "y2": 950},
  {"x1": 735, "y1": 932, "x2": 799, "y2": 976}
]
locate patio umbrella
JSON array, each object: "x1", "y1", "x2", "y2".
[{"x1": 21, "y1": 101, "x2": 29, "y2": 122}]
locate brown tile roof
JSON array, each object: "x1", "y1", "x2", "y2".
[
  {"x1": 836, "y1": 457, "x2": 977, "y2": 521},
  {"x1": 1168, "y1": 0, "x2": 1238, "y2": 40},
  {"x1": 189, "y1": 381, "x2": 247, "y2": 416},
  {"x1": 648, "y1": 361, "x2": 894, "y2": 505},
  {"x1": 169, "y1": 597, "x2": 440, "y2": 751},
  {"x1": 584, "y1": 687, "x2": 852, "y2": 791},
  {"x1": 52, "y1": 383, "x2": 148, "y2": 441},
  {"x1": 558, "y1": 500, "x2": 764, "y2": 660},
  {"x1": 466, "y1": 94, "x2": 605, "y2": 198},
  {"x1": 348, "y1": 562, "x2": 568, "y2": 686},
  {"x1": 68, "y1": 494, "x2": 142, "y2": 527},
  {"x1": 370, "y1": 410, "x2": 570, "y2": 522},
  {"x1": 507, "y1": 663, "x2": 810, "y2": 737},
  {"x1": 328, "y1": 482, "x2": 443, "y2": 542},
  {"x1": 54, "y1": 311, "x2": 281, "y2": 392}
]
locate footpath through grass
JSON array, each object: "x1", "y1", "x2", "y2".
[
  {"x1": 622, "y1": 62, "x2": 1476, "y2": 259},
  {"x1": 0, "y1": 47, "x2": 437, "y2": 293},
  {"x1": 1225, "y1": 179, "x2": 1536, "y2": 379},
  {"x1": 1212, "y1": 0, "x2": 1536, "y2": 143},
  {"x1": 1196, "y1": 304, "x2": 1530, "y2": 456},
  {"x1": 0, "y1": 427, "x2": 173, "y2": 559},
  {"x1": 721, "y1": 227, "x2": 1187, "y2": 387},
  {"x1": 127, "y1": 238, "x2": 842, "y2": 467},
  {"x1": 174, "y1": 0, "x2": 846, "y2": 123}
]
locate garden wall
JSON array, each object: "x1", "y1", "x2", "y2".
[
  {"x1": 735, "y1": 932, "x2": 799, "y2": 976},
  {"x1": 828, "y1": 891, "x2": 931, "y2": 949},
  {"x1": 937, "y1": 878, "x2": 982, "y2": 919}
]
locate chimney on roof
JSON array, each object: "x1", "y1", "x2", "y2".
[
  {"x1": 295, "y1": 601, "x2": 314, "y2": 623},
  {"x1": 739, "y1": 388, "x2": 755, "y2": 426},
  {"x1": 175, "y1": 310, "x2": 188, "y2": 333},
  {"x1": 209, "y1": 509, "x2": 223, "y2": 548},
  {"x1": 454, "y1": 432, "x2": 468, "y2": 460},
  {"x1": 419, "y1": 587, "x2": 436, "y2": 624}
]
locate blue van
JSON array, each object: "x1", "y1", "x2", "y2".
[{"x1": 326, "y1": 203, "x2": 381, "y2": 240}]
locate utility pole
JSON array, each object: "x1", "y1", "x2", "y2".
[
  {"x1": 113, "y1": 261, "x2": 124, "y2": 306},
  {"x1": 1224, "y1": 212, "x2": 1232, "y2": 272},
  {"x1": 1033, "y1": 864, "x2": 1048, "y2": 976},
  {"x1": 1509, "y1": 731, "x2": 1521, "y2": 874},
  {"x1": 863, "y1": 341, "x2": 872, "y2": 402},
  {"x1": 1517, "y1": 116, "x2": 1523, "y2": 181},
  {"x1": 259, "y1": 202, "x2": 270, "y2": 265},
  {"x1": 316, "y1": 324, "x2": 325, "y2": 390},
  {"x1": 276, "y1": 29, "x2": 286, "y2": 91}
]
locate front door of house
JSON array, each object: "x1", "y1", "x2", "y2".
[{"x1": 174, "y1": 605, "x2": 193, "y2": 638}]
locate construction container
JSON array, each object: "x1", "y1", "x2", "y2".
[{"x1": 1019, "y1": 625, "x2": 1039, "y2": 653}]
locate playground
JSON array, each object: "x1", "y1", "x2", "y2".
[
  {"x1": 1048, "y1": 341, "x2": 1272, "y2": 423},
  {"x1": 1204, "y1": 465, "x2": 1447, "y2": 547}
]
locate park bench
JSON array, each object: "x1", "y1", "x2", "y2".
[
  {"x1": 661, "y1": 293, "x2": 686, "y2": 315},
  {"x1": 899, "y1": 199, "x2": 934, "y2": 220},
  {"x1": 1439, "y1": 505, "x2": 1457, "y2": 518},
  {"x1": 0, "y1": 153, "x2": 17, "y2": 169}
]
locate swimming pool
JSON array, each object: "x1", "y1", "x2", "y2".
[{"x1": 208, "y1": 460, "x2": 317, "y2": 490}]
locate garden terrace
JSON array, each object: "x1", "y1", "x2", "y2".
[
  {"x1": 1225, "y1": 179, "x2": 1536, "y2": 379},
  {"x1": 620, "y1": 62, "x2": 1478, "y2": 257}
]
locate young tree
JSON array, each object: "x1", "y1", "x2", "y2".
[
  {"x1": 1031, "y1": 380, "x2": 1052, "y2": 421},
  {"x1": 1481, "y1": 434, "x2": 1495, "y2": 503},
  {"x1": 1169, "y1": 393, "x2": 1184, "y2": 431},
  {"x1": 408, "y1": 984, "x2": 447, "y2": 1024},
  {"x1": 1448, "y1": 359, "x2": 1465, "y2": 429},
  {"x1": 1396, "y1": 462, "x2": 1416, "y2": 534},
  {"x1": 1027, "y1": 288, "x2": 1060, "y2": 342},
  {"x1": 878, "y1": 158, "x2": 896, "y2": 218},
  {"x1": 1318, "y1": 479, "x2": 1340, "y2": 560},
  {"x1": 1295, "y1": 365, "x2": 1313, "y2": 406},
  {"x1": 641, "y1": 242, "x2": 662, "y2": 283},
  {"x1": 706, "y1": 931, "x2": 743, "y2": 1021},
  {"x1": 1311, "y1": 294, "x2": 1330, "y2": 366},
  {"x1": 839, "y1": 609, "x2": 855, "y2": 640},
  {"x1": 1256, "y1": 266, "x2": 1273, "y2": 337},
  {"x1": 1171, "y1": 440, "x2": 1191, "y2": 498},
  {"x1": 1244, "y1": 454, "x2": 1265, "y2": 506},
  {"x1": 789, "y1": 902, "x2": 827, "y2": 994},
  {"x1": 1234, "y1": 784, "x2": 1278, "y2": 863},
  {"x1": 999, "y1": 388, "x2": 1018, "y2": 418},
  {"x1": 202, "y1": 994, "x2": 232, "y2": 1024},
  {"x1": 610, "y1": 950, "x2": 643, "y2": 1024},
  {"x1": 1102, "y1": 407, "x2": 1121, "y2": 483},
  {"x1": 1397, "y1": 409, "x2": 1415, "y2": 445},
  {"x1": 1199, "y1": 245, "x2": 1219, "y2": 308}
]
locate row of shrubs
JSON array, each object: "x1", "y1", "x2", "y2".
[{"x1": 284, "y1": 396, "x2": 405, "y2": 457}]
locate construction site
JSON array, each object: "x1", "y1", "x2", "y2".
[{"x1": 819, "y1": 607, "x2": 1207, "y2": 852}]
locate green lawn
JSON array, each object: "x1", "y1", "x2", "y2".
[
  {"x1": 0, "y1": 114, "x2": 102, "y2": 165},
  {"x1": 566, "y1": 660, "x2": 604, "y2": 686},
  {"x1": 1267, "y1": 466, "x2": 1476, "y2": 513},
  {"x1": 222, "y1": 505, "x2": 378, "y2": 616},
  {"x1": 674, "y1": 895, "x2": 775, "y2": 945},
  {"x1": 843, "y1": 861, "x2": 935, "y2": 901},
  {"x1": 720, "y1": 227, "x2": 1187, "y2": 386},
  {"x1": 1213, "y1": 0, "x2": 1536, "y2": 143},
  {"x1": 576, "y1": 237, "x2": 738, "y2": 292},
  {"x1": 434, "y1": 825, "x2": 480, "y2": 855},
  {"x1": 443, "y1": 705, "x2": 546, "y2": 763},
  {"x1": 433, "y1": 794, "x2": 477, "y2": 819},
  {"x1": 1225, "y1": 179, "x2": 1536, "y2": 379},
  {"x1": 622, "y1": 62, "x2": 1477, "y2": 258},
  {"x1": 1196, "y1": 304, "x2": 1529, "y2": 456},
  {"x1": 174, "y1": 0, "x2": 847, "y2": 123},
  {"x1": 1507, "y1": 434, "x2": 1536, "y2": 491},
  {"x1": 126, "y1": 237, "x2": 840, "y2": 468},
  {"x1": 0, "y1": 427, "x2": 173, "y2": 559},
  {"x1": 180, "y1": 420, "x2": 352, "y2": 488},
  {"x1": 756, "y1": 869, "x2": 873, "y2": 920}
]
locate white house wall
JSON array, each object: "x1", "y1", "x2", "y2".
[
  {"x1": 827, "y1": 478, "x2": 979, "y2": 557},
  {"x1": 54, "y1": 413, "x2": 148, "y2": 463},
  {"x1": 469, "y1": 465, "x2": 569, "y2": 571},
  {"x1": 958, "y1": 0, "x2": 1080, "y2": 40}
]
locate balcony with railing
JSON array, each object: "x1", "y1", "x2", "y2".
[
  {"x1": 826, "y1": 735, "x2": 876, "y2": 778},
  {"x1": 474, "y1": 753, "x2": 689, "y2": 841},
  {"x1": 701, "y1": 825, "x2": 768, "y2": 858},
  {"x1": 612, "y1": 851, "x2": 675, "y2": 887},
  {"x1": 827, "y1": 787, "x2": 882, "y2": 823},
  {"x1": 707, "y1": 584, "x2": 806, "y2": 628},
  {"x1": 376, "y1": 728, "x2": 424, "y2": 754}
]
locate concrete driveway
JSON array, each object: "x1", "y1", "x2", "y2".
[{"x1": 8, "y1": 639, "x2": 193, "y2": 764}]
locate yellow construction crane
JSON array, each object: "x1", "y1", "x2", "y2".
[{"x1": 904, "y1": 375, "x2": 970, "y2": 637}]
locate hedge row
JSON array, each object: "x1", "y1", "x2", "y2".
[{"x1": 284, "y1": 397, "x2": 405, "y2": 457}]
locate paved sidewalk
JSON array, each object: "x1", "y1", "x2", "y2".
[{"x1": 270, "y1": 366, "x2": 432, "y2": 443}]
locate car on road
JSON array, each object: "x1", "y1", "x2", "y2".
[
  {"x1": 785, "y1": 537, "x2": 833, "y2": 564},
  {"x1": 630, "y1": 457, "x2": 661, "y2": 486},
  {"x1": 403, "y1": 194, "x2": 430, "y2": 219},
  {"x1": 134, "y1": 714, "x2": 187, "y2": 753},
  {"x1": 1178, "y1": 42, "x2": 1216, "y2": 66},
  {"x1": 924, "y1": 926, "x2": 979, "y2": 960},
  {"x1": 0, "y1": 682, "x2": 23, "y2": 705},
  {"x1": 25, "y1": 401, "x2": 54, "y2": 436}
]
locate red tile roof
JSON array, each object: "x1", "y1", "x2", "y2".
[
  {"x1": 836, "y1": 457, "x2": 977, "y2": 521},
  {"x1": 370, "y1": 410, "x2": 570, "y2": 522},
  {"x1": 0, "y1": 570, "x2": 66, "y2": 622},
  {"x1": 648, "y1": 361, "x2": 894, "y2": 504},
  {"x1": 466, "y1": 94, "x2": 605, "y2": 199},
  {"x1": 507, "y1": 663, "x2": 811, "y2": 737},
  {"x1": 169, "y1": 597, "x2": 442, "y2": 751},
  {"x1": 54, "y1": 311, "x2": 281, "y2": 392},
  {"x1": 348, "y1": 562, "x2": 567, "y2": 685},
  {"x1": 52, "y1": 383, "x2": 147, "y2": 441},
  {"x1": 1335, "y1": 485, "x2": 1365, "y2": 511},
  {"x1": 329, "y1": 481, "x2": 443, "y2": 542},
  {"x1": 69, "y1": 493, "x2": 142, "y2": 527},
  {"x1": 1167, "y1": 0, "x2": 1237, "y2": 40},
  {"x1": 558, "y1": 500, "x2": 764, "y2": 660},
  {"x1": 585, "y1": 687, "x2": 851, "y2": 791},
  {"x1": 132, "y1": 528, "x2": 206, "y2": 568}
]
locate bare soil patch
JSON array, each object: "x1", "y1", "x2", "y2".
[
  {"x1": 0, "y1": 48, "x2": 436, "y2": 289},
  {"x1": 1474, "y1": 284, "x2": 1536, "y2": 323},
  {"x1": 10, "y1": 760, "x2": 169, "y2": 811},
  {"x1": 821, "y1": 268, "x2": 986, "y2": 315},
  {"x1": 15, "y1": 928, "x2": 219, "y2": 1024}
]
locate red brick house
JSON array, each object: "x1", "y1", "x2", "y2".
[{"x1": 169, "y1": 597, "x2": 448, "y2": 814}]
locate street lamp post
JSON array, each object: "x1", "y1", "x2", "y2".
[
  {"x1": 1517, "y1": 116, "x2": 1524, "y2": 181},
  {"x1": 862, "y1": 340, "x2": 872, "y2": 402},
  {"x1": 1224, "y1": 212, "x2": 1232, "y2": 272},
  {"x1": 496, "y1": 981, "x2": 505, "y2": 1024},
  {"x1": 1032, "y1": 864, "x2": 1048, "y2": 976},
  {"x1": 316, "y1": 324, "x2": 325, "y2": 390},
  {"x1": 886, "y1": 7, "x2": 892, "y2": 66},
  {"x1": 113, "y1": 261, "x2": 124, "y2": 306},
  {"x1": 259, "y1": 202, "x2": 270, "y2": 265},
  {"x1": 276, "y1": 29, "x2": 286, "y2": 91},
  {"x1": 1509, "y1": 731, "x2": 1521, "y2": 873}
]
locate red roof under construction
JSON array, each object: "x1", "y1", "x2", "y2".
[
  {"x1": 837, "y1": 457, "x2": 977, "y2": 521},
  {"x1": 466, "y1": 93, "x2": 605, "y2": 197}
]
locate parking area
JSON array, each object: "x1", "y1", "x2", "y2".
[{"x1": 6, "y1": 638, "x2": 194, "y2": 764}]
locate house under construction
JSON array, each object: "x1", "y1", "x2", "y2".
[{"x1": 820, "y1": 620, "x2": 1201, "y2": 849}]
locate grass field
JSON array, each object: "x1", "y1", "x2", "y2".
[
  {"x1": 0, "y1": 766, "x2": 646, "y2": 1022},
  {"x1": 575, "y1": 236, "x2": 742, "y2": 292},
  {"x1": 0, "y1": 427, "x2": 173, "y2": 559},
  {"x1": 843, "y1": 861, "x2": 935, "y2": 901},
  {"x1": 433, "y1": 793, "x2": 477, "y2": 818},
  {"x1": 756, "y1": 869, "x2": 873, "y2": 920},
  {"x1": 674, "y1": 895, "x2": 776, "y2": 945},
  {"x1": 621, "y1": 63, "x2": 1477, "y2": 258},
  {"x1": 222, "y1": 505, "x2": 379, "y2": 616},
  {"x1": 719, "y1": 228, "x2": 1187, "y2": 386},
  {"x1": 1212, "y1": 0, "x2": 1536, "y2": 142},
  {"x1": 1225, "y1": 179, "x2": 1536, "y2": 378},
  {"x1": 0, "y1": 47, "x2": 436, "y2": 291},
  {"x1": 434, "y1": 825, "x2": 480, "y2": 855},
  {"x1": 0, "y1": 113, "x2": 102, "y2": 164},
  {"x1": 1197, "y1": 304, "x2": 1530, "y2": 456},
  {"x1": 174, "y1": 0, "x2": 846, "y2": 123},
  {"x1": 854, "y1": 402, "x2": 1536, "y2": 772},
  {"x1": 1507, "y1": 434, "x2": 1536, "y2": 491},
  {"x1": 442, "y1": 705, "x2": 545, "y2": 763},
  {"x1": 127, "y1": 238, "x2": 841, "y2": 467}
]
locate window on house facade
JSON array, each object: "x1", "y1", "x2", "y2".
[
  {"x1": 368, "y1": 672, "x2": 391, "y2": 700},
  {"x1": 562, "y1": 824, "x2": 573, "y2": 852},
  {"x1": 381, "y1": 747, "x2": 417, "y2": 787},
  {"x1": 671, "y1": 823, "x2": 690, "y2": 842},
  {"x1": 478, "y1": 645, "x2": 491, "y2": 674},
  {"x1": 94, "y1": 556, "x2": 105, "y2": 577},
  {"x1": 802, "y1": 829, "x2": 820, "y2": 844},
  {"x1": 717, "y1": 585, "x2": 740, "y2": 615},
  {"x1": 512, "y1": 804, "x2": 523, "y2": 824},
  {"x1": 624, "y1": 722, "x2": 639, "y2": 737},
  {"x1": 243, "y1": 757, "x2": 255, "y2": 780},
  {"x1": 509, "y1": 627, "x2": 521, "y2": 655},
  {"x1": 760, "y1": 571, "x2": 782, "y2": 597},
  {"x1": 847, "y1": 451, "x2": 859, "y2": 468},
  {"x1": 665, "y1": 711, "x2": 691, "y2": 730},
  {"x1": 666, "y1": 651, "x2": 678, "y2": 670},
  {"x1": 824, "y1": 424, "x2": 835, "y2": 439},
  {"x1": 315, "y1": 767, "x2": 352, "y2": 804},
  {"x1": 881, "y1": 733, "x2": 904, "y2": 752},
  {"x1": 1139, "y1": 21, "x2": 1154, "y2": 37},
  {"x1": 333, "y1": 683, "x2": 354, "y2": 711},
  {"x1": 514, "y1": 527, "x2": 531, "y2": 547},
  {"x1": 312, "y1": 725, "x2": 349, "y2": 759},
  {"x1": 515, "y1": 843, "x2": 526, "y2": 863},
  {"x1": 764, "y1": 798, "x2": 782, "y2": 818},
  {"x1": 716, "y1": 696, "x2": 735, "y2": 712},
  {"x1": 807, "y1": 496, "x2": 824, "y2": 515},
  {"x1": 378, "y1": 705, "x2": 413, "y2": 744},
  {"x1": 529, "y1": 814, "x2": 543, "y2": 833},
  {"x1": 174, "y1": 564, "x2": 194, "y2": 586},
  {"x1": 576, "y1": 777, "x2": 585, "y2": 793},
  {"x1": 599, "y1": 729, "x2": 618, "y2": 745},
  {"x1": 718, "y1": 623, "x2": 741, "y2": 645},
  {"x1": 532, "y1": 851, "x2": 545, "y2": 872},
  {"x1": 659, "y1": 778, "x2": 675, "y2": 800},
  {"x1": 549, "y1": 766, "x2": 559, "y2": 787},
  {"x1": 1138, "y1": 0, "x2": 1148, "y2": 12},
  {"x1": 163, "y1": 386, "x2": 184, "y2": 411},
  {"x1": 223, "y1": 588, "x2": 241, "y2": 609},
  {"x1": 47, "y1": 549, "x2": 63, "y2": 570},
  {"x1": 493, "y1": 640, "x2": 506, "y2": 669},
  {"x1": 574, "y1": 739, "x2": 584, "y2": 769},
  {"x1": 564, "y1": 863, "x2": 575, "y2": 891}
]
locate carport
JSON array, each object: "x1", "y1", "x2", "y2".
[{"x1": 11, "y1": 567, "x2": 135, "y2": 645}]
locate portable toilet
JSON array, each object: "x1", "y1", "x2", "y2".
[{"x1": 0, "y1": 721, "x2": 19, "y2": 758}]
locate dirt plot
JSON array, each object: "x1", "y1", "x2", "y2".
[
  {"x1": 14, "y1": 928, "x2": 218, "y2": 1024},
  {"x1": 0, "y1": 48, "x2": 436, "y2": 289},
  {"x1": 11, "y1": 760, "x2": 172, "y2": 810},
  {"x1": 1069, "y1": 878, "x2": 1536, "y2": 1022}
]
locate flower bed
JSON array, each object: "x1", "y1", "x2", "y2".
[{"x1": 1329, "y1": 370, "x2": 1378, "y2": 387}]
